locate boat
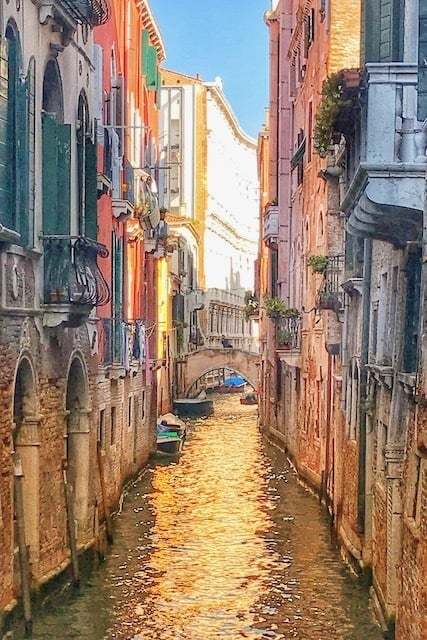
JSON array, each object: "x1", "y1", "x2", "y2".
[
  {"x1": 240, "y1": 391, "x2": 258, "y2": 405},
  {"x1": 173, "y1": 398, "x2": 214, "y2": 418},
  {"x1": 156, "y1": 413, "x2": 186, "y2": 456},
  {"x1": 218, "y1": 374, "x2": 246, "y2": 394}
]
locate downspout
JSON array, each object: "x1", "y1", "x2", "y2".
[{"x1": 357, "y1": 238, "x2": 372, "y2": 532}]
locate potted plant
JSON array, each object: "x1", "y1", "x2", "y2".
[
  {"x1": 264, "y1": 296, "x2": 287, "y2": 320},
  {"x1": 307, "y1": 255, "x2": 328, "y2": 274}
]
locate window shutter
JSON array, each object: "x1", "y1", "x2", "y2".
[
  {"x1": 57, "y1": 123, "x2": 71, "y2": 235},
  {"x1": 16, "y1": 76, "x2": 28, "y2": 245},
  {"x1": 84, "y1": 136, "x2": 98, "y2": 240},
  {"x1": 379, "y1": 0, "x2": 404, "y2": 62},
  {"x1": 113, "y1": 233, "x2": 123, "y2": 362},
  {"x1": 141, "y1": 30, "x2": 149, "y2": 76},
  {"x1": 418, "y1": 0, "x2": 427, "y2": 120},
  {"x1": 42, "y1": 114, "x2": 71, "y2": 235},
  {"x1": 0, "y1": 38, "x2": 10, "y2": 228}
]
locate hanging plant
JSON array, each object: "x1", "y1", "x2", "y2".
[
  {"x1": 264, "y1": 296, "x2": 287, "y2": 319},
  {"x1": 313, "y1": 73, "x2": 350, "y2": 157},
  {"x1": 307, "y1": 255, "x2": 328, "y2": 274}
]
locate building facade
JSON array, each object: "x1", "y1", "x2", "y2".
[
  {"x1": 0, "y1": 0, "x2": 167, "y2": 628},
  {"x1": 258, "y1": 0, "x2": 427, "y2": 637}
]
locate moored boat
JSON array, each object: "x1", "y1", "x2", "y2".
[
  {"x1": 173, "y1": 398, "x2": 214, "y2": 418},
  {"x1": 240, "y1": 391, "x2": 258, "y2": 405},
  {"x1": 156, "y1": 413, "x2": 186, "y2": 456}
]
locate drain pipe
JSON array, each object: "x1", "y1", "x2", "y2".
[{"x1": 357, "y1": 238, "x2": 372, "y2": 533}]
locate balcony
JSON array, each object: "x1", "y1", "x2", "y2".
[
  {"x1": 43, "y1": 236, "x2": 110, "y2": 327},
  {"x1": 316, "y1": 255, "x2": 344, "y2": 313},
  {"x1": 345, "y1": 63, "x2": 425, "y2": 246},
  {"x1": 263, "y1": 204, "x2": 279, "y2": 246},
  {"x1": 275, "y1": 315, "x2": 301, "y2": 368},
  {"x1": 59, "y1": 0, "x2": 110, "y2": 26}
]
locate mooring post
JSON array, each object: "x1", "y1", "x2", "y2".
[
  {"x1": 62, "y1": 463, "x2": 80, "y2": 587},
  {"x1": 13, "y1": 454, "x2": 32, "y2": 636},
  {"x1": 97, "y1": 444, "x2": 113, "y2": 544}
]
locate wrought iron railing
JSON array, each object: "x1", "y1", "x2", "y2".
[
  {"x1": 317, "y1": 255, "x2": 344, "y2": 311},
  {"x1": 60, "y1": 0, "x2": 110, "y2": 27},
  {"x1": 43, "y1": 236, "x2": 110, "y2": 307},
  {"x1": 275, "y1": 315, "x2": 301, "y2": 350}
]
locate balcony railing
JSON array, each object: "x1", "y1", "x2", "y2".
[
  {"x1": 43, "y1": 236, "x2": 110, "y2": 307},
  {"x1": 317, "y1": 255, "x2": 344, "y2": 312},
  {"x1": 345, "y1": 63, "x2": 425, "y2": 245},
  {"x1": 59, "y1": 0, "x2": 110, "y2": 26},
  {"x1": 263, "y1": 204, "x2": 279, "y2": 245},
  {"x1": 276, "y1": 315, "x2": 301, "y2": 351}
]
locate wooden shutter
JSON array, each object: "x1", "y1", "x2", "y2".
[
  {"x1": 16, "y1": 76, "x2": 28, "y2": 245},
  {"x1": 419, "y1": 0, "x2": 427, "y2": 120},
  {"x1": 0, "y1": 38, "x2": 10, "y2": 228},
  {"x1": 42, "y1": 114, "x2": 71, "y2": 235},
  {"x1": 84, "y1": 136, "x2": 98, "y2": 240},
  {"x1": 113, "y1": 232, "x2": 123, "y2": 361},
  {"x1": 140, "y1": 30, "x2": 149, "y2": 76}
]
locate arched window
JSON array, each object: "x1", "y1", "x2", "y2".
[
  {"x1": 77, "y1": 90, "x2": 97, "y2": 239},
  {"x1": 0, "y1": 24, "x2": 30, "y2": 244},
  {"x1": 42, "y1": 59, "x2": 71, "y2": 236}
]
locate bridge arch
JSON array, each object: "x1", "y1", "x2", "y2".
[{"x1": 182, "y1": 348, "x2": 259, "y2": 397}]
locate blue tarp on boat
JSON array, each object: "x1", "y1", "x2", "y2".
[{"x1": 224, "y1": 375, "x2": 246, "y2": 387}]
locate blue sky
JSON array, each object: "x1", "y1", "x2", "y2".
[{"x1": 150, "y1": 0, "x2": 268, "y2": 139}]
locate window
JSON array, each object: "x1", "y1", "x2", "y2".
[
  {"x1": 128, "y1": 396, "x2": 132, "y2": 429},
  {"x1": 270, "y1": 248, "x2": 278, "y2": 298},
  {"x1": 141, "y1": 391, "x2": 146, "y2": 421},
  {"x1": 304, "y1": 9, "x2": 315, "y2": 57},
  {"x1": 370, "y1": 304, "x2": 379, "y2": 362},
  {"x1": 77, "y1": 91, "x2": 97, "y2": 240},
  {"x1": 403, "y1": 248, "x2": 422, "y2": 373},
  {"x1": 111, "y1": 406, "x2": 116, "y2": 445},
  {"x1": 98, "y1": 409, "x2": 105, "y2": 448},
  {"x1": 307, "y1": 102, "x2": 313, "y2": 163},
  {"x1": 0, "y1": 27, "x2": 31, "y2": 244}
]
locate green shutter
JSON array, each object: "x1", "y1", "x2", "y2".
[
  {"x1": 57, "y1": 123, "x2": 71, "y2": 235},
  {"x1": 113, "y1": 233, "x2": 123, "y2": 362},
  {"x1": 141, "y1": 30, "x2": 158, "y2": 90},
  {"x1": 419, "y1": 0, "x2": 427, "y2": 119},
  {"x1": 84, "y1": 137, "x2": 98, "y2": 240},
  {"x1": 16, "y1": 76, "x2": 28, "y2": 245},
  {"x1": 364, "y1": 0, "x2": 404, "y2": 63},
  {"x1": 0, "y1": 38, "x2": 10, "y2": 228},
  {"x1": 42, "y1": 114, "x2": 71, "y2": 235},
  {"x1": 140, "y1": 30, "x2": 149, "y2": 76}
]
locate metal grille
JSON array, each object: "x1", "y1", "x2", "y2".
[{"x1": 60, "y1": 0, "x2": 110, "y2": 27}]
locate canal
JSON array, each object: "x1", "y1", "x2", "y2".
[{"x1": 14, "y1": 395, "x2": 382, "y2": 639}]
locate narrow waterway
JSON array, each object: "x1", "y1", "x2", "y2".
[{"x1": 15, "y1": 396, "x2": 382, "y2": 640}]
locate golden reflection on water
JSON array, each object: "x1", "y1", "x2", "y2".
[
  {"x1": 24, "y1": 395, "x2": 383, "y2": 640},
  {"x1": 111, "y1": 399, "x2": 271, "y2": 639}
]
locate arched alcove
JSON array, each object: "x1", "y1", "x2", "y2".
[
  {"x1": 12, "y1": 356, "x2": 40, "y2": 565},
  {"x1": 65, "y1": 356, "x2": 90, "y2": 539}
]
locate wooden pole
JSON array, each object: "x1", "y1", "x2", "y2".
[
  {"x1": 97, "y1": 444, "x2": 113, "y2": 544},
  {"x1": 13, "y1": 455, "x2": 32, "y2": 636},
  {"x1": 62, "y1": 464, "x2": 80, "y2": 587}
]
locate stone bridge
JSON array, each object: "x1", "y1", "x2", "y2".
[{"x1": 176, "y1": 347, "x2": 259, "y2": 397}]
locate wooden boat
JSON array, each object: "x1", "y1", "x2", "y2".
[
  {"x1": 240, "y1": 392, "x2": 258, "y2": 405},
  {"x1": 173, "y1": 398, "x2": 214, "y2": 418},
  {"x1": 156, "y1": 413, "x2": 186, "y2": 456}
]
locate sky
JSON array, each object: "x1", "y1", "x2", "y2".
[{"x1": 150, "y1": 0, "x2": 269, "y2": 139}]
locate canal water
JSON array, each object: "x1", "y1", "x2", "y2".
[{"x1": 14, "y1": 395, "x2": 382, "y2": 640}]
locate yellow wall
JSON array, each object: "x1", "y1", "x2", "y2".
[{"x1": 329, "y1": 0, "x2": 361, "y2": 73}]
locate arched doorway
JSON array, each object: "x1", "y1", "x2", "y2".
[
  {"x1": 65, "y1": 356, "x2": 90, "y2": 540},
  {"x1": 12, "y1": 357, "x2": 40, "y2": 566}
]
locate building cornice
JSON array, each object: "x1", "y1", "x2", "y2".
[
  {"x1": 204, "y1": 84, "x2": 257, "y2": 149},
  {"x1": 136, "y1": 0, "x2": 166, "y2": 62}
]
